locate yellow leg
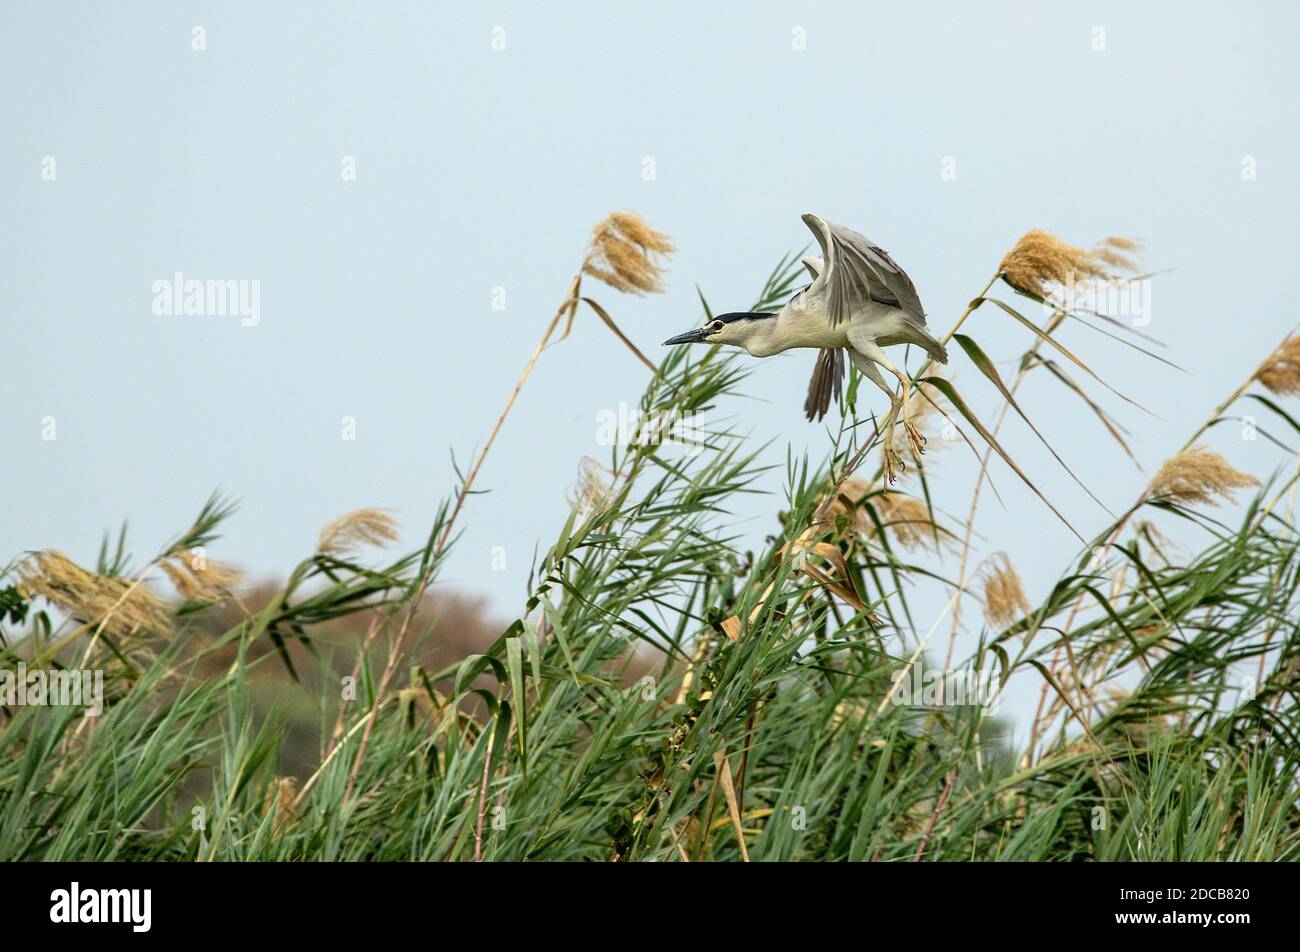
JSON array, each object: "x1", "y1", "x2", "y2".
[
  {"x1": 858, "y1": 342, "x2": 925, "y2": 461},
  {"x1": 848, "y1": 348, "x2": 906, "y2": 484}
]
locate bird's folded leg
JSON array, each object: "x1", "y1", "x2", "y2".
[
  {"x1": 882, "y1": 444, "x2": 904, "y2": 485},
  {"x1": 881, "y1": 389, "x2": 908, "y2": 484},
  {"x1": 902, "y1": 417, "x2": 926, "y2": 460},
  {"x1": 895, "y1": 376, "x2": 926, "y2": 461},
  {"x1": 847, "y1": 346, "x2": 910, "y2": 484}
]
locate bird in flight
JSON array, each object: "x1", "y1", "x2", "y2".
[{"x1": 664, "y1": 212, "x2": 947, "y2": 483}]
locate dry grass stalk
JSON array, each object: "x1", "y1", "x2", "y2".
[
  {"x1": 161, "y1": 550, "x2": 241, "y2": 603},
  {"x1": 582, "y1": 211, "x2": 674, "y2": 295},
  {"x1": 317, "y1": 507, "x2": 400, "y2": 555},
  {"x1": 999, "y1": 229, "x2": 1140, "y2": 300},
  {"x1": 17, "y1": 550, "x2": 173, "y2": 640},
  {"x1": 1255, "y1": 335, "x2": 1300, "y2": 397},
  {"x1": 981, "y1": 553, "x2": 1030, "y2": 628},
  {"x1": 1149, "y1": 445, "x2": 1258, "y2": 506}
]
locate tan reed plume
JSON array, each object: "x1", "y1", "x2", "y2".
[
  {"x1": 569, "y1": 456, "x2": 614, "y2": 514},
  {"x1": 161, "y1": 549, "x2": 241, "y2": 603},
  {"x1": 317, "y1": 507, "x2": 400, "y2": 555},
  {"x1": 582, "y1": 211, "x2": 675, "y2": 295},
  {"x1": 981, "y1": 553, "x2": 1031, "y2": 628},
  {"x1": 999, "y1": 229, "x2": 1140, "y2": 300},
  {"x1": 1255, "y1": 335, "x2": 1300, "y2": 397},
  {"x1": 1149, "y1": 445, "x2": 1259, "y2": 506},
  {"x1": 17, "y1": 550, "x2": 173, "y2": 640}
]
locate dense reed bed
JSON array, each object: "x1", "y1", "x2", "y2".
[{"x1": 3, "y1": 214, "x2": 1297, "y2": 861}]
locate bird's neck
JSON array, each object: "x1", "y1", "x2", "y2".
[
  {"x1": 744, "y1": 301, "x2": 838, "y2": 356},
  {"x1": 741, "y1": 319, "x2": 784, "y2": 357}
]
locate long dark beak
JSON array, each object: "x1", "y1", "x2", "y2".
[{"x1": 663, "y1": 327, "x2": 708, "y2": 346}]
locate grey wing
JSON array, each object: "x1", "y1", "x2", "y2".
[
  {"x1": 803, "y1": 348, "x2": 844, "y2": 422},
  {"x1": 801, "y1": 213, "x2": 927, "y2": 328}
]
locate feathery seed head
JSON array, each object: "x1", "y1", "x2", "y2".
[
  {"x1": 981, "y1": 553, "x2": 1030, "y2": 628},
  {"x1": 864, "y1": 493, "x2": 938, "y2": 551},
  {"x1": 583, "y1": 211, "x2": 674, "y2": 295},
  {"x1": 162, "y1": 550, "x2": 241, "y2": 604},
  {"x1": 1134, "y1": 520, "x2": 1181, "y2": 566},
  {"x1": 569, "y1": 457, "x2": 614, "y2": 514},
  {"x1": 17, "y1": 550, "x2": 173, "y2": 639},
  {"x1": 1255, "y1": 335, "x2": 1300, "y2": 397},
  {"x1": 317, "y1": 507, "x2": 400, "y2": 555},
  {"x1": 825, "y1": 481, "x2": 939, "y2": 551},
  {"x1": 1149, "y1": 445, "x2": 1258, "y2": 506},
  {"x1": 266, "y1": 777, "x2": 297, "y2": 833},
  {"x1": 824, "y1": 477, "x2": 870, "y2": 522},
  {"x1": 999, "y1": 229, "x2": 1141, "y2": 300}
]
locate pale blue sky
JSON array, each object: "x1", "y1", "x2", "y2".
[{"x1": 3, "y1": 3, "x2": 1298, "y2": 724}]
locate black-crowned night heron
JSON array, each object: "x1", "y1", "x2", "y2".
[{"x1": 664, "y1": 212, "x2": 947, "y2": 481}]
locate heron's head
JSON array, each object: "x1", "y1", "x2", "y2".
[{"x1": 662, "y1": 312, "x2": 777, "y2": 355}]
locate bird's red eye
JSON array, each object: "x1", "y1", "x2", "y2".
[{"x1": 711, "y1": 321, "x2": 724, "y2": 332}]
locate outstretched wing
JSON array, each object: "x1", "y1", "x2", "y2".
[
  {"x1": 801, "y1": 213, "x2": 927, "y2": 328},
  {"x1": 804, "y1": 348, "x2": 844, "y2": 422}
]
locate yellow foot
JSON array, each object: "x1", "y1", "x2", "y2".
[
  {"x1": 903, "y1": 419, "x2": 926, "y2": 460},
  {"x1": 882, "y1": 445, "x2": 904, "y2": 485}
]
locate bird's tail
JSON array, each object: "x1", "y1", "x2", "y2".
[{"x1": 919, "y1": 330, "x2": 948, "y2": 365}]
